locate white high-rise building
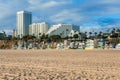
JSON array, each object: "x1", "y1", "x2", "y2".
[
  {"x1": 29, "y1": 22, "x2": 49, "y2": 38},
  {"x1": 46, "y1": 24, "x2": 79, "y2": 38},
  {"x1": 17, "y1": 11, "x2": 32, "y2": 38}
]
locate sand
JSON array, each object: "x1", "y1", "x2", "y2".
[{"x1": 0, "y1": 49, "x2": 120, "y2": 80}]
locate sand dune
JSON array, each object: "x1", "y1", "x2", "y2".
[{"x1": 0, "y1": 50, "x2": 120, "y2": 80}]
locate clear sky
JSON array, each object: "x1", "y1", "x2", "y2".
[{"x1": 0, "y1": 0, "x2": 120, "y2": 34}]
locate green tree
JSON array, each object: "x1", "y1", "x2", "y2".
[
  {"x1": 116, "y1": 29, "x2": 120, "y2": 38},
  {"x1": 39, "y1": 33, "x2": 41, "y2": 39},
  {"x1": 73, "y1": 34, "x2": 79, "y2": 40},
  {"x1": 66, "y1": 29, "x2": 69, "y2": 37},
  {"x1": 85, "y1": 32, "x2": 87, "y2": 37},
  {"x1": 41, "y1": 33, "x2": 46, "y2": 40},
  {"x1": 79, "y1": 32, "x2": 82, "y2": 40},
  {"x1": 94, "y1": 32, "x2": 97, "y2": 38},
  {"x1": 89, "y1": 32, "x2": 92, "y2": 38},
  {"x1": 98, "y1": 31, "x2": 102, "y2": 38},
  {"x1": 83, "y1": 32, "x2": 87, "y2": 40},
  {"x1": 50, "y1": 35, "x2": 61, "y2": 40}
]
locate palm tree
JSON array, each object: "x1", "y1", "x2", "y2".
[
  {"x1": 116, "y1": 29, "x2": 120, "y2": 38},
  {"x1": 32, "y1": 33, "x2": 35, "y2": 36},
  {"x1": 17, "y1": 35, "x2": 20, "y2": 40},
  {"x1": 39, "y1": 33, "x2": 41, "y2": 39},
  {"x1": 98, "y1": 31, "x2": 102, "y2": 38},
  {"x1": 83, "y1": 32, "x2": 87, "y2": 40},
  {"x1": 85, "y1": 31, "x2": 87, "y2": 36},
  {"x1": 110, "y1": 28, "x2": 118, "y2": 38},
  {"x1": 60, "y1": 33, "x2": 62, "y2": 37},
  {"x1": 94, "y1": 32, "x2": 97, "y2": 38},
  {"x1": 62, "y1": 31, "x2": 64, "y2": 38},
  {"x1": 111, "y1": 28, "x2": 116, "y2": 35},
  {"x1": 45, "y1": 34, "x2": 49, "y2": 40},
  {"x1": 89, "y1": 32, "x2": 92, "y2": 38},
  {"x1": 41, "y1": 33, "x2": 45, "y2": 40},
  {"x1": 79, "y1": 32, "x2": 82, "y2": 40},
  {"x1": 20, "y1": 34, "x2": 23, "y2": 39},
  {"x1": 66, "y1": 29, "x2": 69, "y2": 37},
  {"x1": 73, "y1": 34, "x2": 79, "y2": 40}
]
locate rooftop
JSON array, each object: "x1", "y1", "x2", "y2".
[{"x1": 17, "y1": 11, "x2": 32, "y2": 14}]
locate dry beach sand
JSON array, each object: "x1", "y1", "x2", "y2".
[{"x1": 0, "y1": 50, "x2": 120, "y2": 80}]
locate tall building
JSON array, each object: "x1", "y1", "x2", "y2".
[
  {"x1": 13, "y1": 29, "x2": 17, "y2": 37},
  {"x1": 46, "y1": 24, "x2": 79, "y2": 38},
  {"x1": 17, "y1": 11, "x2": 32, "y2": 38},
  {"x1": 0, "y1": 31, "x2": 6, "y2": 40},
  {"x1": 29, "y1": 22, "x2": 49, "y2": 38}
]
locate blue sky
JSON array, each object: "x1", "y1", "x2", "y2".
[{"x1": 0, "y1": 0, "x2": 120, "y2": 34}]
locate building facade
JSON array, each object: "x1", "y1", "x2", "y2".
[
  {"x1": 46, "y1": 24, "x2": 79, "y2": 38},
  {"x1": 17, "y1": 11, "x2": 32, "y2": 38},
  {"x1": 0, "y1": 31, "x2": 6, "y2": 40},
  {"x1": 13, "y1": 29, "x2": 17, "y2": 37},
  {"x1": 29, "y1": 22, "x2": 49, "y2": 38}
]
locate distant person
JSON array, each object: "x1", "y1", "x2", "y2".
[
  {"x1": 82, "y1": 41, "x2": 85, "y2": 49},
  {"x1": 106, "y1": 41, "x2": 110, "y2": 49},
  {"x1": 70, "y1": 41, "x2": 75, "y2": 49}
]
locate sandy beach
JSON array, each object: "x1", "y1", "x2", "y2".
[{"x1": 0, "y1": 50, "x2": 120, "y2": 80}]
